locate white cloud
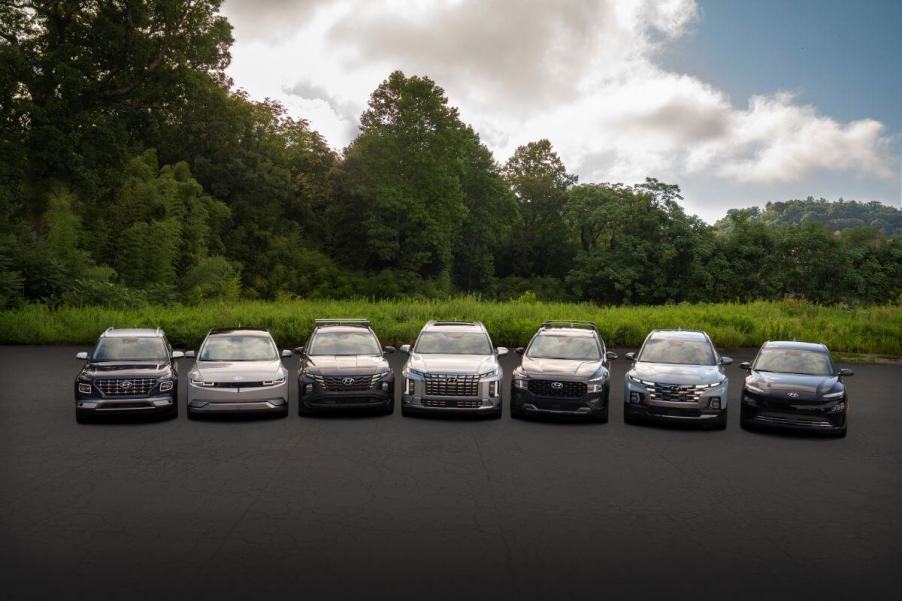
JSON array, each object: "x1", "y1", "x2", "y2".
[{"x1": 220, "y1": 0, "x2": 897, "y2": 218}]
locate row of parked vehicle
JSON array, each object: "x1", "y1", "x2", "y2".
[{"x1": 73, "y1": 318, "x2": 852, "y2": 436}]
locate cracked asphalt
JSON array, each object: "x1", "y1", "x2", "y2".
[{"x1": 1, "y1": 345, "x2": 900, "y2": 601}]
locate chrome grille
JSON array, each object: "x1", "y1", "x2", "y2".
[
  {"x1": 314, "y1": 374, "x2": 381, "y2": 392},
  {"x1": 527, "y1": 379, "x2": 587, "y2": 398},
  {"x1": 424, "y1": 374, "x2": 479, "y2": 397},
  {"x1": 96, "y1": 378, "x2": 156, "y2": 396},
  {"x1": 647, "y1": 382, "x2": 708, "y2": 403}
]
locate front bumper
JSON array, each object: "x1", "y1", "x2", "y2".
[
  {"x1": 187, "y1": 382, "x2": 289, "y2": 414},
  {"x1": 511, "y1": 387, "x2": 606, "y2": 416},
  {"x1": 75, "y1": 395, "x2": 176, "y2": 414},
  {"x1": 402, "y1": 373, "x2": 502, "y2": 415},
  {"x1": 623, "y1": 379, "x2": 727, "y2": 422},
  {"x1": 300, "y1": 385, "x2": 393, "y2": 411},
  {"x1": 742, "y1": 393, "x2": 846, "y2": 431}
]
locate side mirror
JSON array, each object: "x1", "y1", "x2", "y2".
[
  {"x1": 497, "y1": 347, "x2": 509, "y2": 357},
  {"x1": 515, "y1": 347, "x2": 525, "y2": 355},
  {"x1": 606, "y1": 351, "x2": 618, "y2": 361},
  {"x1": 720, "y1": 356, "x2": 733, "y2": 366},
  {"x1": 185, "y1": 350, "x2": 196, "y2": 358},
  {"x1": 383, "y1": 345, "x2": 396, "y2": 354},
  {"x1": 281, "y1": 349, "x2": 293, "y2": 358},
  {"x1": 76, "y1": 351, "x2": 89, "y2": 360},
  {"x1": 838, "y1": 368, "x2": 853, "y2": 377},
  {"x1": 400, "y1": 344, "x2": 411, "y2": 354},
  {"x1": 171, "y1": 351, "x2": 185, "y2": 360},
  {"x1": 624, "y1": 352, "x2": 635, "y2": 361},
  {"x1": 739, "y1": 361, "x2": 751, "y2": 371},
  {"x1": 293, "y1": 346, "x2": 304, "y2": 355}
]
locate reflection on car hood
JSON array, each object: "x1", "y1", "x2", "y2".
[
  {"x1": 194, "y1": 360, "x2": 282, "y2": 381},
  {"x1": 84, "y1": 363, "x2": 170, "y2": 378},
  {"x1": 631, "y1": 363, "x2": 722, "y2": 385},
  {"x1": 749, "y1": 371, "x2": 837, "y2": 396},
  {"x1": 407, "y1": 353, "x2": 497, "y2": 374},
  {"x1": 520, "y1": 356, "x2": 601, "y2": 378},
  {"x1": 306, "y1": 354, "x2": 388, "y2": 375}
]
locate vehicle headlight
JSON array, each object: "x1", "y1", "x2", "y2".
[
  {"x1": 588, "y1": 375, "x2": 607, "y2": 393},
  {"x1": 159, "y1": 380, "x2": 174, "y2": 392},
  {"x1": 77, "y1": 382, "x2": 92, "y2": 394},
  {"x1": 702, "y1": 379, "x2": 725, "y2": 390},
  {"x1": 191, "y1": 379, "x2": 215, "y2": 387},
  {"x1": 262, "y1": 377, "x2": 286, "y2": 386},
  {"x1": 479, "y1": 368, "x2": 499, "y2": 378},
  {"x1": 822, "y1": 390, "x2": 844, "y2": 400},
  {"x1": 745, "y1": 384, "x2": 764, "y2": 394},
  {"x1": 406, "y1": 368, "x2": 425, "y2": 378},
  {"x1": 628, "y1": 374, "x2": 653, "y2": 386}
]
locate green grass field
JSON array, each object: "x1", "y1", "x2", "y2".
[{"x1": 1, "y1": 299, "x2": 900, "y2": 358}]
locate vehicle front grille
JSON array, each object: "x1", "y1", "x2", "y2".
[
  {"x1": 527, "y1": 379, "x2": 587, "y2": 398},
  {"x1": 424, "y1": 374, "x2": 480, "y2": 397},
  {"x1": 647, "y1": 382, "x2": 708, "y2": 403},
  {"x1": 314, "y1": 374, "x2": 381, "y2": 392},
  {"x1": 422, "y1": 399, "x2": 482, "y2": 408},
  {"x1": 96, "y1": 378, "x2": 156, "y2": 396}
]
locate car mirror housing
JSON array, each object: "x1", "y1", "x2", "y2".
[
  {"x1": 281, "y1": 349, "x2": 293, "y2": 358},
  {"x1": 838, "y1": 368, "x2": 854, "y2": 377},
  {"x1": 293, "y1": 346, "x2": 304, "y2": 355},
  {"x1": 76, "y1": 351, "x2": 89, "y2": 360},
  {"x1": 400, "y1": 344, "x2": 411, "y2": 354},
  {"x1": 383, "y1": 345, "x2": 396, "y2": 354},
  {"x1": 720, "y1": 356, "x2": 733, "y2": 366},
  {"x1": 606, "y1": 351, "x2": 618, "y2": 361},
  {"x1": 185, "y1": 350, "x2": 196, "y2": 358},
  {"x1": 497, "y1": 347, "x2": 508, "y2": 356},
  {"x1": 515, "y1": 347, "x2": 525, "y2": 355},
  {"x1": 171, "y1": 351, "x2": 185, "y2": 359},
  {"x1": 739, "y1": 361, "x2": 751, "y2": 370},
  {"x1": 624, "y1": 352, "x2": 636, "y2": 361}
]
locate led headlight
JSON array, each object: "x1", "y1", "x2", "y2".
[
  {"x1": 159, "y1": 380, "x2": 174, "y2": 392},
  {"x1": 828, "y1": 401, "x2": 846, "y2": 413},
  {"x1": 479, "y1": 368, "x2": 499, "y2": 378},
  {"x1": 191, "y1": 379, "x2": 215, "y2": 387},
  {"x1": 78, "y1": 382, "x2": 92, "y2": 394},
  {"x1": 822, "y1": 390, "x2": 844, "y2": 400},
  {"x1": 262, "y1": 377, "x2": 286, "y2": 386},
  {"x1": 588, "y1": 376, "x2": 606, "y2": 393},
  {"x1": 745, "y1": 384, "x2": 765, "y2": 394},
  {"x1": 627, "y1": 374, "x2": 653, "y2": 386}
]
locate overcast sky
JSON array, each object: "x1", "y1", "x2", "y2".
[{"x1": 220, "y1": 0, "x2": 901, "y2": 222}]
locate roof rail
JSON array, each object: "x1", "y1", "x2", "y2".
[
  {"x1": 314, "y1": 318, "x2": 371, "y2": 328},
  {"x1": 541, "y1": 320, "x2": 597, "y2": 331},
  {"x1": 208, "y1": 327, "x2": 268, "y2": 335},
  {"x1": 431, "y1": 320, "x2": 478, "y2": 326}
]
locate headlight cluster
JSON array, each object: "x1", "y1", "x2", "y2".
[
  {"x1": 191, "y1": 379, "x2": 215, "y2": 387},
  {"x1": 479, "y1": 368, "x2": 499, "y2": 378},
  {"x1": 262, "y1": 377, "x2": 286, "y2": 386},
  {"x1": 822, "y1": 390, "x2": 844, "y2": 400},
  {"x1": 628, "y1": 374, "x2": 654, "y2": 386},
  {"x1": 159, "y1": 380, "x2": 174, "y2": 392},
  {"x1": 78, "y1": 382, "x2": 92, "y2": 394}
]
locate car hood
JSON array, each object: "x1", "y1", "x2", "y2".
[
  {"x1": 83, "y1": 362, "x2": 171, "y2": 378},
  {"x1": 520, "y1": 356, "x2": 602, "y2": 378},
  {"x1": 748, "y1": 371, "x2": 838, "y2": 401},
  {"x1": 407, "y1": 353, "x2": 497, "y2": 375},
  {"x1": 631, "y1": 362, "x2": 722, "y2": 385},
  {"x1": 193, "y1": 360, "x2": 283, "y2": 382},
  {"x1": 305, "y1": 354, "x2": 388, "y2": 375}
]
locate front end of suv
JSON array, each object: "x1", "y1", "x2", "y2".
[
  {"x1": 510, "y1": 321, "x2": 616, "y2": 421},
  {"x1": 298, "y1": 319, "x2": 395, "y2": 415},
  {"x1": 401, "y1": 321, "x2": 505, "y2": 417},
  {"x1": 74, "y1": 328, "x2": 180, "y2": 422},
  {"x1": 623, "y1": 330, "x2": 731, "y2": 429}
]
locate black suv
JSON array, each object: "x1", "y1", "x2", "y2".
[
  {"x1": 510, "y1": 321, "x2": 617, "y2": 421},
  {"x1": 740, "y1": 341, "x2": 851, "y2": 437},
  {"x1": 297, "y1": 319, "x2": 395, "y2": 415},
  {"x1": 74, "y1": 327, "x2": 182, "y2": 422}
]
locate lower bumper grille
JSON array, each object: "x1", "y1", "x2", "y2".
[{"x1": 422, "y1": 399, "x2": 482, "y2": 409}]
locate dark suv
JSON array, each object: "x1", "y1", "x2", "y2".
[
  {"x1": 74, "y1": 327, "x2": 182, "y2": 422},
  {"x1": 297, "y1": 319, "x2": 395, "y2": 415},
  {"x1": 510, "y1": 321, "x2": 617, "y2": 421}
]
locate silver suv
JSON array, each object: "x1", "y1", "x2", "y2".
[
  {"x1": 400, "y1": 321, "x2": 506, "y2": 417},
  {"x1": 623, "y1": 329, "x2": 732, "y2": 429},
  {"x1": 186, "y1": 328, "x2": 292, "y2": 417}
]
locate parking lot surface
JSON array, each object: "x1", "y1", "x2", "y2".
[{"x1": 1, "y1": 346, "x2": 900, "y2": 600}]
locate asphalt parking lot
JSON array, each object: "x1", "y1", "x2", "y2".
[{"x1": 1, "y1": 345, "x2": 900, "y2": 601}]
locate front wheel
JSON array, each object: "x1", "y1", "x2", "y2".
[
  {"x1": 712, "y1": 409, "x2": 728, "y2": 430},
  {"x1": 623, "y1": 405, "x2": 639, "y2": 425}
]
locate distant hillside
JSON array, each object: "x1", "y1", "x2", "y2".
[{"x1": 717, "y1": 198, "x2": 902, "y2": 237}]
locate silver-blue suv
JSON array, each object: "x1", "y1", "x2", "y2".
[
  {"x1": 623, "y1": 329, "x2": 732, "y2": 429},
  {"x1": 400, "y1": 321, "x2": 506, "y2": 417}
]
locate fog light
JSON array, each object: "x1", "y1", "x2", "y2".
[
  {"x1": 629, "y1": 392, "x2": 641, "y2": 404},
  {"x1": 304, "y1": 383, "x2": 313, "y2": 394},
  {"x1": 709, "y1": 397, "x2": 721, "y2": 409},
  {"x1": 159, "y1": 381, "x2": 173, "y2": 392},
  {"x1": 152, "y1": 399, "x2": 172, "y2": 407},
  {"x1": 78, "y1": 401, "x2": 98, "y2": 409},
  {"x1": 381, "y1": 382, "x2": 390, "y2": 391},
  {"x1": 78, "y1": 383, "x2": 92, "y2": 394}
]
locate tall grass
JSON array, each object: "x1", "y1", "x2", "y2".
[{"x1": 1, "y1": 299, "x2": 899, "y2": 356}]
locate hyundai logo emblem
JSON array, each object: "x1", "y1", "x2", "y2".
[
  {"x1": 342, "y1": 377, "x2": 355, "y2": 386},
  {"x1": 551, "y1": 382, "x2": 564, "y2": 390},
  {"x1": 447, "y1": 378, "x2": 457, "y2": 384},
  {"x1": 787, "y1": 392, "x2": 799, "y2": 398},
  {"x1": 119, "y1": 380, "x2": 132, "y2": 389}
]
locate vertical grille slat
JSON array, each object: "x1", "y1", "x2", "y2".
[
  {"x1": 96, "y1": 378, "x2": 156, "y2": 396},
  {"x1": 424, "y1": 374, "x2": 480, "y2": 397},
  {"x1": 527, "y1": 379, "x2": 587, "y2": 398}
]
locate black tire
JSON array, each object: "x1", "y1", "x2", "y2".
[
  {"x1": 623, "y1": 405, "x2": 639, "y2": 425},
  {"x1": 488, "y1": 407, "x2": 502, "y2": 420},
  {"x1": 510, "y1": 403, "x2": 524, "y2": 419},
  {"x1": 712, "y1": 409, "x2": 728, "y2": 430},
  {"x1": 597, "y1": 403, "x2": 609, "y2": 423},
  {"x1": 298, "y1": 402, "x2": 314, "y2": 417},
  {"x1": 401, "y1": 405, "x2": 413, "y2": 417},
  {"x1": 739, "y1": 405, "x2": 754, "y2": 431},
  {"x1": 834, "y1": 426, "x2": 848, "y2": 438},
  {"x1": 381, "y1": 398, "x2": 395, "y2": 415},
  {"x1": 75, "y1": 409, "x2": 91, "y2": 424}
]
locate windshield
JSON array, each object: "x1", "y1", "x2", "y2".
[
  {"x1": 199, "y1": 335, "x2": 278, "y2": 361},
  {"x1": 308, "y1": 331, "x2": 381, "y2": 355},
  {"x1": 414, "y1": 331, "x2": 492, "y2": 355},
  {"x1": 754, "y1": 348, "x2": 833, "y2": 376},
  {"x1": 92, "y1": 337, "x2": 167, "y2": 362},
  {"x1": 638, "y1": 337, "x2": 716, "y2": 365},
  {"x1": 527, "y1": 335, "x2": 600, "y2": 361}
]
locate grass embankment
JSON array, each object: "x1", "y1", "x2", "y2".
[{"x1": 1, "y1": 299, "x2": 900, "y2": 358}]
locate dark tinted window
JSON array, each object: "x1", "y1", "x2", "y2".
[
  {"x1": 638, "y1": 337, "x2": 715, "y2": 365},
  {"x1": 93, "y1": 338, "x2": 167, "y2": 362},
  {"x1": 754, "y1": 348, "x2": 833, "y2": 376},
  {"x1": 199, "y1": 335, "x2": 277, "y2": 361},
  {"x1": 527, "y1": 335, "x2": 600, "y2": 360},
  {"x1": 308, "y1": 331, "x2": 381, "y2": 355},
  {"x1": 414, "y1": 331, "x2": 491, "y2": 355}
]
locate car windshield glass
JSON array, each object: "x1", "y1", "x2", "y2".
[
  {"x1": 754, "y1": 349, "x2": 832, "y2": 375},
  {"x1": 92, "y1": 338, "x2": 167, "y2": 361},
  {"x1": 308, "y1": 331, "x2": 381, "y2": 355},
  {"x1": 199, "y1": 335, "x2": 277, "y2": 361},
  {"x1": 527, "y1": 335, "x2": 600, "y2": 360},
  {"x1": 638, "y1": 337, "x2": 716, "y2": 365},
  {"x1": 414, "y1": 331, "x2": 491, "y2": 355}
]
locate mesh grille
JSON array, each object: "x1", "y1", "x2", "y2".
[
  {"x1": 96, "y1": 378, "x2": 156, "y2": 396},
  {"x1": 424, "y1": 374, "x2": 479, "y2": 397},
  {"x1": 527, "y1": 379, "x2": 587, "y2": 398},
  {"x1": 314, "y1": 374, "x2": 380, "y2": 392}
]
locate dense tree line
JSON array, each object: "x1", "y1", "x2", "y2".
[{"x1": 1, "y1": 1, "x2": 900, "y2": 309}]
